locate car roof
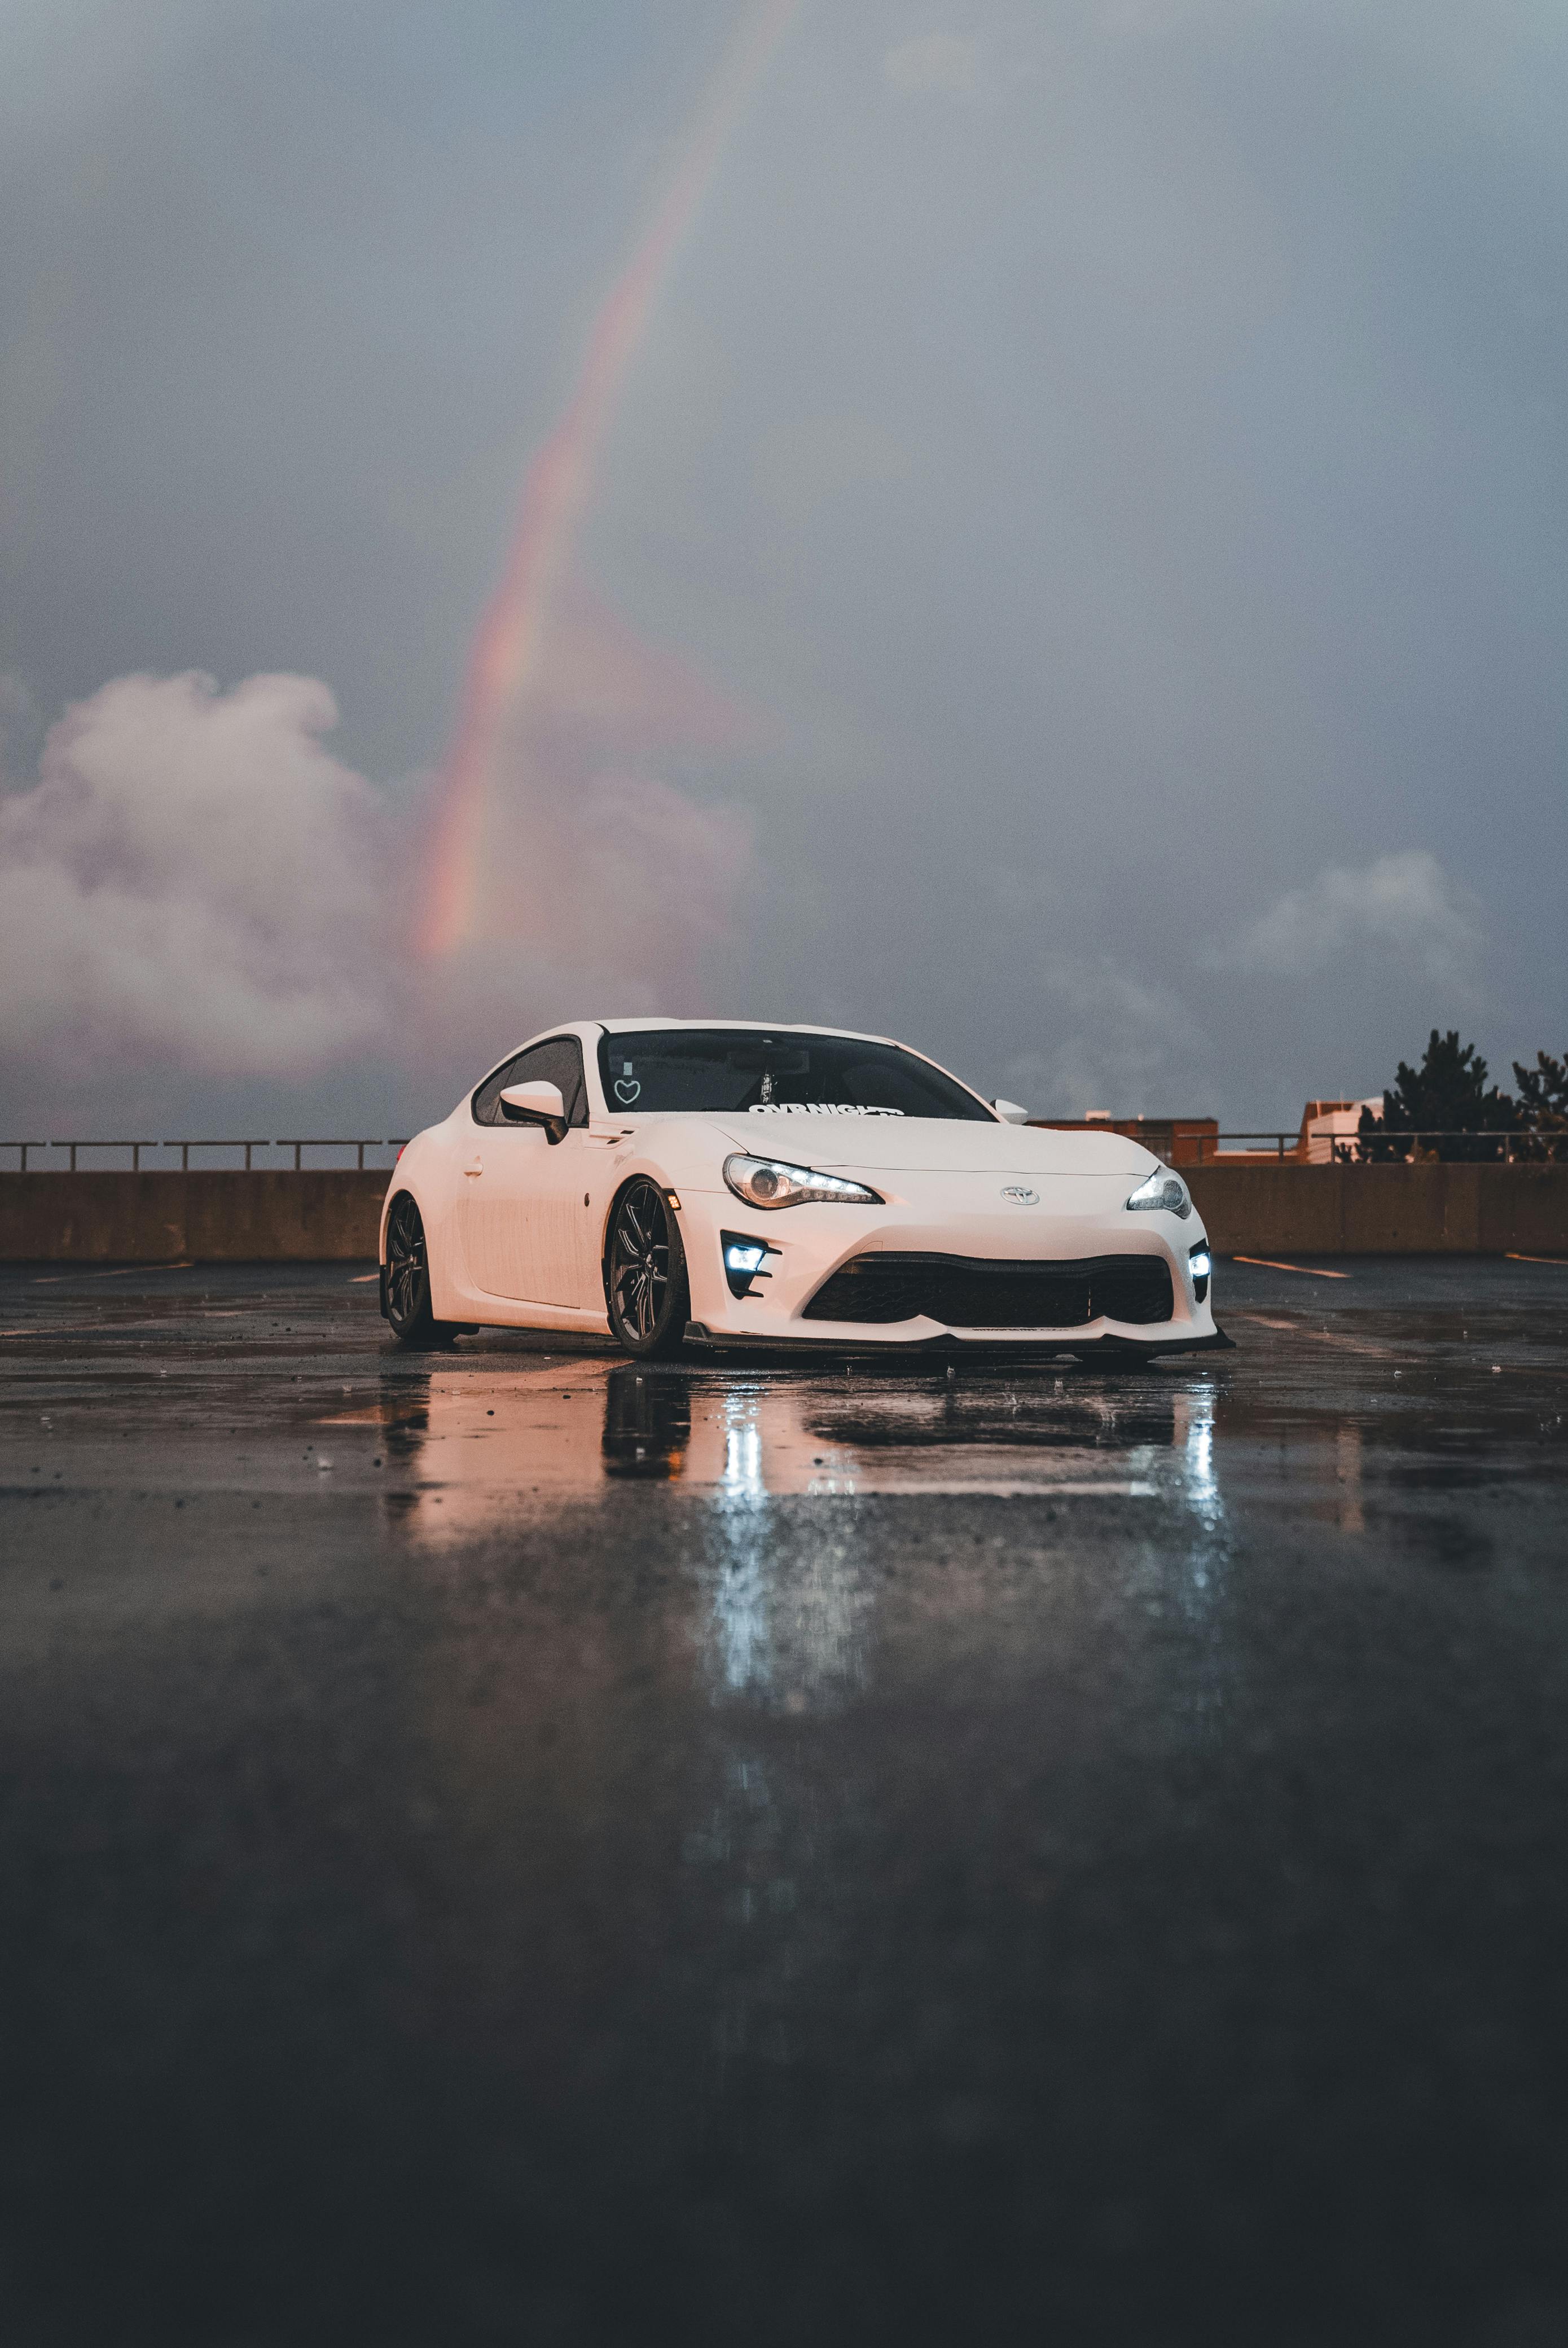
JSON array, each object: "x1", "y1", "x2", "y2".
[{"x1": 591, "y1": 1017, "x2": 897, "y2": 1043}]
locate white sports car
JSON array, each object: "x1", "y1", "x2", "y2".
[{"x1": 379, "y1": 1020, "x2": 1229, "y2": 1361}]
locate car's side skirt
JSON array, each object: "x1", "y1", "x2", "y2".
[{"x1": 445, "y1": 1293, "x2": 612, "y2": 1335}]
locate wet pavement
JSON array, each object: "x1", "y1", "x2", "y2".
[{"x1": 2, "y1": 1256, "x2": 1567, "y2": 2347}]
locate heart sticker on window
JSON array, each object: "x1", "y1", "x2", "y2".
[{"x1": 613, "y1": 1077, "x2": 641, "y2": 1104}]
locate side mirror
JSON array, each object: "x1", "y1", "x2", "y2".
[
  {"x1": 500, "y1": 1081, "x2": 568, "y2": 1140},
  {"x1": 993, "y1": 1098, "x2": 1030, "y2": 1125}
]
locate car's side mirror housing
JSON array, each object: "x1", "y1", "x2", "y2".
[
  {"x1": 500, "y1": 1081, "x2": 568, "y2": 1141},
  {"x1": 993, "y1": 1098, "x2": 1030, "y2": 1125}
]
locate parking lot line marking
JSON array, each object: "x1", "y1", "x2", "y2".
[
  {"x1": 0, "y1": 1323, "x2": 106, "y2": 1337},
  {"x1": 1233, "y1": 1256, "x2": 1351, "y2": 1278},
  {"x1": 32, "y1": 1262, "x2": 192, "y2": 1282},
  {"x1": 346, "y1": 1273, "x2": 380, "y2": 1283},
  {"x1": 1505, "y1": 1253, "x2": 1568, "y2": 1267}
]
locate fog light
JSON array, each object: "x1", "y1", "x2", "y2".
[
  {"x1": 1188, "y1": 1243, "x2": 1211, "y2": 1303},
  {"x1": 721, "y1": 1231, "x2": 777, "y2": 1299}
]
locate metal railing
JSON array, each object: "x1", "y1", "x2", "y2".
[
  {"x1": 274, "y1": 1139, "x2": 411, "y2": 1171},
  {"x1": 1333, "y1": 1129, "x2": 1567, "y2": 1165},
  {"x1": 1189, "y1": 1129, "x2": 1567, "y2": 1165},
  {"x1": 6, "y1": 1129, "x2": 1562, "y2": 1173},
  {"x1": 1192, "y1": 1131, "x2": 1305, "y2": 1163},
  {"x1": 1, "y1": 1139, "x2": 410, "y2": 1173}
]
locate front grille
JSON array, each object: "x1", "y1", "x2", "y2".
[{"x1": 801, "y1": 1251, "x2": 1175, "y2": 1329}]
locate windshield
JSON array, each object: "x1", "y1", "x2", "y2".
[{"x1": 596, "y1": 1029, "x2": 994, "y2": 1121}]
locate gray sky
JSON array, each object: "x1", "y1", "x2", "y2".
[{"x1": 3, "y1": 0, "x2": 1565, "y2": 1137}]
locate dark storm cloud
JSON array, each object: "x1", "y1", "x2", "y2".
[{"x1": 2, "y1": 0, "x2": 1565, "y2": 1131}]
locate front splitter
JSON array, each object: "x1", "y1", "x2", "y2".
[{"x1": 682, "y1": 1320, "x2": 1236, "y2": 1361}]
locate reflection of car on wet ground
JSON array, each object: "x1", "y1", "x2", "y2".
[
  {"x1": 336, "y1": 1357, "x2": 1216, "y2": 1547},
  {"x1": 380, "y1": 1020, "x2": 1231, "y2": 1362}
]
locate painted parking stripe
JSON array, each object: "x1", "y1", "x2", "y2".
[{"x1": 1233, "y1": 1256, "x2": 1351, "y2": 1278}]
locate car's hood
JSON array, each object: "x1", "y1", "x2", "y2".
[{"x1": 713, "y1": 1116, "x2": 1156, "y2": 1177}]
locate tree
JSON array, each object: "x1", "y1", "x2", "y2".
[
  {"x1": 1513, "y1": 1050, "x2": 1568, "y2": 1160},
  {"x1": 1357, "y1": 1031, "x2": 1518, "y2": 1162}
]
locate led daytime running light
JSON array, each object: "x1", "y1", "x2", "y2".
[
  {"x1": 723, "y1": 1153, "x2": 882, "y2": 1210},
  {"x1": 1125, "y1": 1166, "x2": 1192, "y2": 1219}
]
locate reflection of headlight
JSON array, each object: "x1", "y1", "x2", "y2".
[
  {"x1": 1125, "y1": 1166, "x2": 1192, "y2": 1218},
  {"x1": 723, "y1": 1153, "x2": 882, "y2": 1210}
]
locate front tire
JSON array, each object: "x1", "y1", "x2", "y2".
[
  {"x1": 605, "y1": 1179, "x2": 690, "y2": 1358},
  {"x1": 384, "y1": 1193, "x2": 459, "y2": 1348}
]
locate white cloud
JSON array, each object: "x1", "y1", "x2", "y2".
[
  {"x1": 1211, "y1": 850, "x2": 1479, "y2": 982},
  {"x1": 0, "y1": 670, "x2": 398, "y2": 1076},
  {"x1": 882, "y1": 33, "x2": 978, "y2": 96},
  {"x1": 999, "y1": 955, "x2": 1208, "y2": 1119},
  {"x1": 0, "y1": 660, "x2": 757, "y2": 1109}
]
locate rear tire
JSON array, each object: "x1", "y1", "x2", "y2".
[
  {"x1": 384, "y1": 1193, "x2": 459, "y2": 1348},
  {"x1": 605, "y1": 1179, "x2": 690, "y2": 1358}
]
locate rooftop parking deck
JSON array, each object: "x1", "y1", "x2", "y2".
[{"x1": 2, "y1": 1258, "x2": 1567, "y2": 2345}]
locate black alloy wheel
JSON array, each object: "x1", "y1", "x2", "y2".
[
  {"x1": 384, "y1": 1193, "x2": 457, "y2": 1348},
  {"x1": 605, "y1": 1178, "x2": 690, "y2": 1358}
]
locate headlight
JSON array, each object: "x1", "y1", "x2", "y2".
[
  {"x1": 723, "y1": 1153, "x2": 882, "y2": 1210},
  {"x1": 1125, "y1": 1166, "x2": 1192, "y2": 1218}
]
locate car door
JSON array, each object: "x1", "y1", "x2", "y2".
[{"x1": 461, "y1": 1038, "x2": 595, "y2": 1307}]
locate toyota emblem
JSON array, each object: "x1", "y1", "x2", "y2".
[{"x1": 1001, "y1": 1185, "x2": 1039, "y2": 1204}]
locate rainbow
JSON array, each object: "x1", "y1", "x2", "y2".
[{"x1": 419, "y1": 0, "x2": 799, "y2": 959}]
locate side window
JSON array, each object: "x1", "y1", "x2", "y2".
[{"x1": 471, "y1": 1037, "x2": 588, "y2": 1127}]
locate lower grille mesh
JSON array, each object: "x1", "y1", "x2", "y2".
[{"x1": 801, "y1": 1251, "x2": 1174, "y2": 1329}]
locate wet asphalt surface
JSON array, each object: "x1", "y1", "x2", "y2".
[{"x1": 2, "y1": 1258, "x2": 1567, "y2": 2347}]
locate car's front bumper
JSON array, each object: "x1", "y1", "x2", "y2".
[
  {"x1": 674, "y1": 1185, "x2": 1222, "y2": 1356},
  {"x1": 682, "y1": 1319, "x2": 1234, "y2": 1358}
]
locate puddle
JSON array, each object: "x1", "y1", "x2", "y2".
[{"x1": 314, "y1": 1360, "x2": 1214, "y2": 1546}]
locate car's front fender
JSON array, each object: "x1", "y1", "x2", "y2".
[{"x1": 377, "y1": 1126, "x2": 471, "y2": 1317}]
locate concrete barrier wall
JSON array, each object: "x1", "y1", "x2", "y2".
[
  {"x1": 1185, "y1": 1163, "x2": 1568, "y2": 1256},
  {"x1": 3, "y1": 1164, "x2": 1567, "y2": 1264},
  {"x1": 0, "y1": 1171, "x2": 387, "y2": 1262}
]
